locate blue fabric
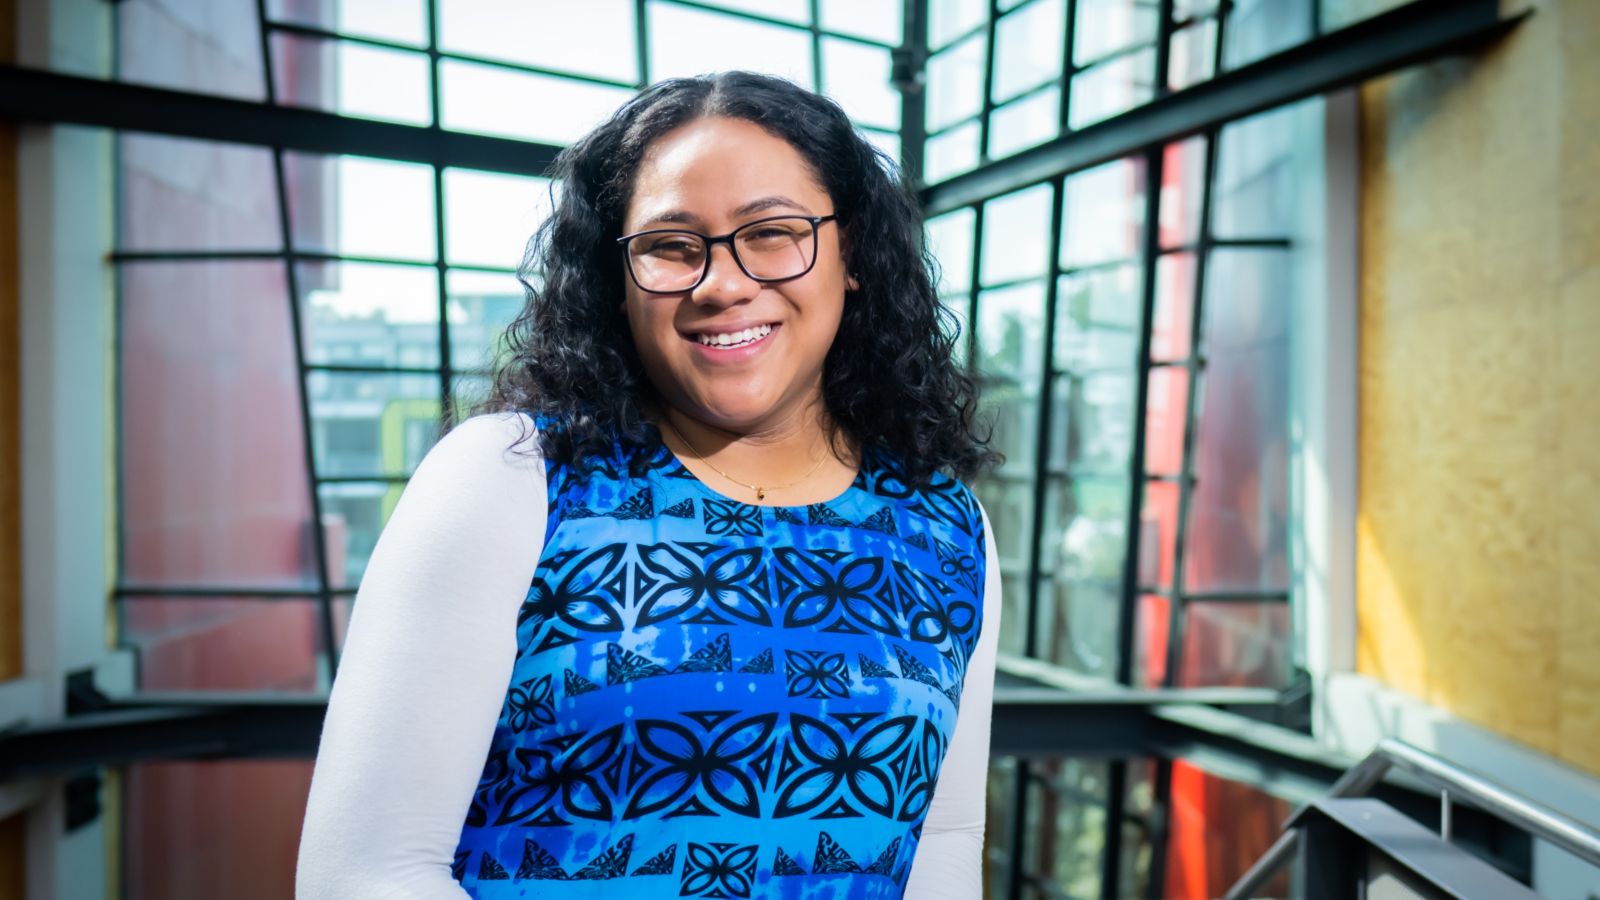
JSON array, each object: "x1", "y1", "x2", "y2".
[{"x1": 452, "y1": 424, "x2": 987, "y2": 899}]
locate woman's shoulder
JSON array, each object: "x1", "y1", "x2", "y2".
[{"x1": 420, "y1": 411, "x2": 549, "y2": 496}]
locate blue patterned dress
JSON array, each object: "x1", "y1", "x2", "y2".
[{"x1": 451, "y1": 423, "x2": 988, "y2": 899}]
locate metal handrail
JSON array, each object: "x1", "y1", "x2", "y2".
[{"x1": 1224, "y1": 737, "x2": 1600, "y2": 900}]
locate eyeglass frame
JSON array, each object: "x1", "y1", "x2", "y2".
[{"x1": 615, "y1": 213, "x2": 840, "y2": 294}]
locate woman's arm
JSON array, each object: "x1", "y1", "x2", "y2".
[
  {"x1": 902, "y1": 501, "x2": 1003, "y2": 898},
  {"x1": 296, "y1": 412, "x2": 548, "y2": 899}
]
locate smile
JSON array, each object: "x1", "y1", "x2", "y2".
[{"x1": 692, "y1": 323, "x2": 775, "y2": 349}]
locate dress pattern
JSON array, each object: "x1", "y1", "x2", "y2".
[{"x1": 453, "y1": 422, "x2": 988, "y2": 898}]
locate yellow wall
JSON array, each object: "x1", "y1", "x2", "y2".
[{"x1": 1356, "y1": 0, "x2": 1600, "y2": 774}]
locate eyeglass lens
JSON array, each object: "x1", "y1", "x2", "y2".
[{"x1": 625, "y1": 217, "x2": 818, "y2": 292}]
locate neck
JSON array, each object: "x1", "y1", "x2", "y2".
[{"x1": 655, "y1": 399, "x2": 858, "y2": 504}]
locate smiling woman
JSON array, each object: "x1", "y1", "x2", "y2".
[{"x1": 296, "y1": 71, "x2": 1003, "y2": 900}]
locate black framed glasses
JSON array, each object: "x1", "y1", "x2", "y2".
[{"x1": 616, "y1": 214, "x2": 839, "y2": 294}]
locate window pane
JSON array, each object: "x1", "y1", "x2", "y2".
[
  {"x1": 820, "y1": 0, "x2": 901, "y2": 44},
  {"x1": 285, "y1": 153, "x2": 437, "y2": 262},
  {"x1": 1040, "y1": 474, "x2": 1129, "y2": 676},
  {"x1": 1054, "y1": 266, "x2": 1142, "y2": 376},
  {"x1": 1055, "y1": 371, "x2": 1138, "y2": 476},
  {"x1": 1040, "y1": 573, "x2": 1121, "y2": 677},
  {"x1": 117, "y1": 0, "x2": 265, "y2": 100},
  {"x1": 924, "y1": 120, "x2": 982, "y2": 183},
  {"x1": 1144, "y1": 366, "x2": 1188, "y2": 476},
  {"x1": 822, "y1": 39, "x2": 900, "y2": 130},
  {"x1": 1224, "y1": 0, "x2": 1312, "y2": 70},
  {"x1": 1187, "y1": 248, "x2": 1291, "y2": 594},
  {"x1": 297, "y1": 260, "x2": 441, "y2": 368},
  {"x1": 443, "y1": 168, "x2": 555, "y2": 270},
  {"x1": 118, "y1": 134, "x2": 281, "y2": 253},
  {"x1": 1134, "y1": 592, "x2": 1170, "y2": 685},
  {"x1": 1159, "y1": 761, "x2": 1294, "y2": 896},
  {"x1": 989, "y1": 88, "x2": 1061, "y2": 160},
  {"x1": 1160, "y1": 136, "x2": 1208, "y2": 249},
  {"x1": 122, "y1": 597, "x2": 342, "y2": 692},
  {"x1": 647, "y1": 2, "x2": 813, "y2": 86},
  {"x1": 448, "y1": 269, "x2": 525, "y2": 372},
  {"x1": 308, "y1": 371, "x2": 442, "y2": 478},
  {"x1": 440, "y1": 61, "x2": 634, "y2": 145},
  {"x1": 695, "y1": 0, "x2": 810, "y2": 24},
  {"x1": 1213, "y1": 102, "x2": 1306, "y2": 238},
  {"x1": 977, "y1": 281, "x2": 1048, "y2": 389},
  {"x1": 927, "y1": 33, "x2": 987, "y2": 132},
  {"x1": 1151, "y1": 252, "x2": 1196, "y2": 362},
  {"x1": 1138, "y1": 479, "x2": 1179, "y2": 591},
  {"x1": 930, "y1": 0, "x2": 988, "y2": 49},
  {"x1": 437, "y1": 0, "x2": 639, "y2": 83},
  {"x1": 322, "y1": 481, "x2": 406, "y2": 588},
  {"x1": 120, "y1": 261, "x2": 317, "y2": 591},
  {"x1": 1168, "y1": 18, "x2": 1218, "y2": 91},
  {"x1": 1073, "y1": 0, "x2": 1158, "y2": 66},
  {"x1": 125, "y1": 760, "x2": 316, "y2": 899},
  {"x1": 927, "y1": 207, "x2": 977, "y2": 297},
  {"x1": 267, "y1": 0, "x2": 427, "y2": 46},
  {"x1": 1068, "y1": 46, "x2": 1156, "y2": 129},
  {"x1": 973, "y1": 479, "x2": 1033, "y2": 654},
  {"x1": 1178, "y1": 602, "x2": 1291, "y2": 687},
  {"x1": 992, "y1": 0, "x2": 1066, "y2": 103},
  {"x1": 1060, "y1": 157, "x2": 1145, "y2": 269},
  {"x1": 270, "y1": 33, "x2": 433, "y2": 126},
  {"x1": 981, "y1": 182, "x2": 1054, "y2": 286},
  {"x1": 1024, "y1": 758, "x2": 1110, "y2": 895}
]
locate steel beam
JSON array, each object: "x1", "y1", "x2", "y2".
[{"x1": 0, "y1": 63, "x2": 562, "y2": 177}]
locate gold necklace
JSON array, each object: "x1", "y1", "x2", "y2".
[{"x1": 661, "y1": 418, "x2": 829, "y2": 502}]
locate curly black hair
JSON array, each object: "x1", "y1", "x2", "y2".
[{"x1": 471, "y1": 70, "x2": 998, "y2": 486}]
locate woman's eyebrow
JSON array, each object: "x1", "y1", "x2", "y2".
[{"x1": 634, "y1": 195, "x2": 812, "y2": 229}]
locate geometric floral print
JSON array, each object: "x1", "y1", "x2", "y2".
[{"x1": 454, "y1": 424, "x2": 987, "y2": 898}]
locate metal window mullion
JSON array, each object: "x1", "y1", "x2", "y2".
[
  {"x1": 1023, "y1": 178, "x2": 1066, "y2": 660},
  {"x1": 636, "y1": 0, "x2": 652, "y2": 87},
  {"x1": 809, "y1": 0, "x2": 824, "y2": 93},
  {"x1": 424, "y1": 0, "x2": 455, "y2": 433},
  {"x1": 1058, "y1": 0, "x2": 1080, "y2": 130},
  {"x1": 896, "y1": 0, "x2": 929, "y2": 183},
  {"x1": 255, "y1": 0, "x2": 341, "y2": 678},
  {"x1": 1214, "y1": 0, "x2": 1233, "y2": 76},
  {"x1": 1007, "y1": 758, "x2": 1031, "y2": 900},
  {"x1": 976, "y1": 0, "x2": 1000, "y2": 164}
]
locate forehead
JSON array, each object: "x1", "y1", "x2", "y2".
[{"x1": 624, "y1": 117, "x2": 830, "y2": 227}]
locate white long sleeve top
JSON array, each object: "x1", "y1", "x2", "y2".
[{"x1": 295, "y1": 411, "x2": 1001, "y2": 899}]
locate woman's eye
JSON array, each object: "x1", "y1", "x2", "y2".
[{"x1": 648, "y1": 238, "x2": 699, "y2": 255}]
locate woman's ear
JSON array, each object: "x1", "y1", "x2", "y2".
[{"x1": 846, "y1": 273, "x2": 860, "y2": 291}]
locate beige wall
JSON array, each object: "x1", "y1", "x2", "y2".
[{"x1": 1356, "y1": 0, "x2": 1600, "y2": 775}]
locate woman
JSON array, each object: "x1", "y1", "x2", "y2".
[{"x1": 296, "y1": 71, "x2": 1002, "y2": 900}]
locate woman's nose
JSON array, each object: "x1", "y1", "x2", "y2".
[{"x1": 691, "y1": 242, "x2": 760, "y2": 306}]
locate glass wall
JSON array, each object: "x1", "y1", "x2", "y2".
[{"x1": 99, "y1": 0, "x2": 1338, "y2": 896}]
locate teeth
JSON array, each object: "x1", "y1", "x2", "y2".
[{"x1": 697, "y1": 324, "x2": 773, "y2": 348}]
